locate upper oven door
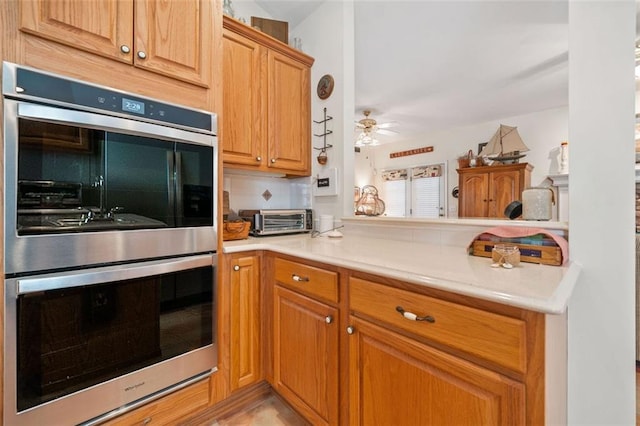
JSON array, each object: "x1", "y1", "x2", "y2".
[{"x1": 4, "y1": 99, "x2": 218, "y2": 274}]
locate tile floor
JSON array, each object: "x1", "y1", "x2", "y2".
[{"x1": 210, "y1": 396, "x2": 308, "y2": 426}]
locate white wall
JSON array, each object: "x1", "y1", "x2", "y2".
[
  {"x1": 294, "y1": 1, "x2": 355, "y2": 223},
  {"x1": 227, "y1": 0, "x2": 272, "y2": 25},
  {"x1": 356, "y1": 106, "x2": 568, "y2": 217},
  {"x1": 568, "y1": 2, "x2": 635, "y2": 424}
]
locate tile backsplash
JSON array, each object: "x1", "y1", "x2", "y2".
[{"x1": 223, "y1": 173, "x2": 312, "y2": 213}]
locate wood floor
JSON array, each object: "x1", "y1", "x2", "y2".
[{"x1": 210, "y1": 395, "x2": 308, "y2": 426}]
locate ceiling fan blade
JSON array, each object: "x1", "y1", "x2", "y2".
[
  {"x1": 377, "y1": 128, "x2": 399, "y2": 136},
  {"x1": 377, "y1": 121, "x2": 398, "y2": 129}
]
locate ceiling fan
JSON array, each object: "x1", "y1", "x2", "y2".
[{"x1": 355, "y1": 110, "x2": 398, "y2": 137}]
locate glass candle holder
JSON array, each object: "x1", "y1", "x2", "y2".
[{"x1": 492, "y1": 244, "x2": 521, "y2": 267}]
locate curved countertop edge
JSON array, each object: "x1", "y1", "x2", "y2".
[
  {"x1": 223, "y1": 235, "x2": 581, "y2": 315},
  {"x1": 341, "y1": 216, "x2": 570, "y2": 231}
]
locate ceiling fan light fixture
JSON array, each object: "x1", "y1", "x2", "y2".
[{"x1": 356, "y1": 131, "x2": 378, "y2": 147}]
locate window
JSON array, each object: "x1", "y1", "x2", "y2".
[{"x1": 381, "y1": 164, "x2": 445, "y2": 218}]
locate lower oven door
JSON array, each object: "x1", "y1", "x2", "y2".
[{"x1": 4, "y1": 253, "x2": 217, "y2": 426}]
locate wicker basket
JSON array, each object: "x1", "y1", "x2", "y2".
[{"x1": 223, "y1": 220, "x2": 250, "y2": 241}]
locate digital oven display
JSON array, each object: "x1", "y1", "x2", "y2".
[{"x1": 122, "y1": 97, "x2": 145, "y2": 115}]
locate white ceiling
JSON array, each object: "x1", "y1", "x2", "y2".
[{"x1": 255, "y1": 0, "x2": 569, "y2": 145}]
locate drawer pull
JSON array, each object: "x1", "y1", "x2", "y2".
[
  {"x1": 396, "y1": 306, "x2": 435, "y2": 323},
  {"x1": 292, "y1": 274, "x2": 310, "y2": 282}
]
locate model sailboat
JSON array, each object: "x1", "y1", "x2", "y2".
[{"x1": 479, "y1": 124, "x2": 529, "y2": 164}]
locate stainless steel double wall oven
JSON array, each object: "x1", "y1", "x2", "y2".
[{"x1": 2, "y1": 62, "x2": 218, "y2": 425}]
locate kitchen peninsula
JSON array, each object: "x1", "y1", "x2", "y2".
[{"x1": 223, "y1": 219, "x2": 578, "y2": 425}]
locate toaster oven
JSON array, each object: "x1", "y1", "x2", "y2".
[{"x1": 238, "y1": 209, "x2": 312, "y2": 236}]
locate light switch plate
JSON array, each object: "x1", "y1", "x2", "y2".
[{"x1": 314, "y1": 167, "x2": 338, "y2": 197}]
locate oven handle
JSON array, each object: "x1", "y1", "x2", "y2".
[
  {"x1": 17, "y1": 102, "x2": 214, "y2": 146},
  {"x1": 16, "y1": 253, "x2": 217, "y2": 295}
]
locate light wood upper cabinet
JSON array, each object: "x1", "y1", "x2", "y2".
[
  {"x1": 228, "y1": 253, "x2": 262, "y2": 391},
  {"x1": 457, "y1": 163, "x2": 532, "y2": 218},
  {"x1": 267, "y1": 50, "x2": 311, "y2": 173},
  {"x1": 222, "y1": 28, "x2": 266, "y2": 166},
  {"x1": 20, "y1": 0, "x2": 212, "y2": 87},
  {"x1": 222, "y1": 17, "x2": 314, "y2": 176}
]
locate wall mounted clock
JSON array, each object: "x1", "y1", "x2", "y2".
[{"x1": 317, "y1": 74, "x2": 334, "y2": 100}]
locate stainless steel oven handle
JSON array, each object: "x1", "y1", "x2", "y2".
[
  {"x1": 17, "y1": 102, "x2": 214, "y2": 146},
  {"x1": 16, "y1": 253, "x2": 217, "y2": 295}
]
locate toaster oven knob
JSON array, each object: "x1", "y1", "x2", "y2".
[
  {"x1": 256, "y1": 156, "x2": 262, "y2": 161},
  {"x1": 137, "y1": 51, "x2": 147, "y2": 59},
  {"x1": 120, "y1": 45, "x2": 131, "y2": 54}
]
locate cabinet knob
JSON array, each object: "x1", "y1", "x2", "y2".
[
  {"x1": 233, "y1": 265, "x2": 240, "y2": 271},
  {"x1": 120, "y1": 45, "x2": 131, "y2": 54},
  {"x1": 346, "y1": 326, "x2": 355, "y2": 335},
  {"x1": 270, "y1": 158, "x2": 276, "y2": 164},
  {"x1": 256, "y1": 156, "x2": 262, "y2": 162},
  {"x1": 325, "y1": 315, "x2": 333, "y2": 324},
  {"x1": 137, "y1": 51, "x2": 147, "y2": 59}
]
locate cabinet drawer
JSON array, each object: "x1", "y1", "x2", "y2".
[
  {"x1": 103, "y1": 378, "x2": 210, "y2": 425},
  {"x1": 274, "y1": 258, "x2": 338, "y2": 303},
  {"x1": 349, "y1": 277, "x2": 527, "y2": 373}
]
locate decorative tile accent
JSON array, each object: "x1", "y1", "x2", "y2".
[{"x1": 262, "y1": 190, "x2": 272, "y2": 201}]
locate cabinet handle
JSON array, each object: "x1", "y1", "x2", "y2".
[
  {"x1": 137, "y1": 51, "x2": 147, "y2": 59},
  {"x1": 325, "y1": 315, "x2": 333, "y2": 324},
  {"x1": 395, "y1": 306, "x2": 435, "y2": 323},
  {"x1": 142, "y1": 417, "x2": 152, "y2": 425},
  {"x1": 256, "y1": 156, "x2": 262, "y2": 161},
  {"x1": 346, "y1": 326, "x2": 355, "y2": 335},
  {"x1": 291, "y1": 274, "x2": 309, "y2": 282},
  {"x1": 233, "y1": 265, "x2": 240, "y2": 271},
  {"x1": 270, "y1": 158, "x2": 276, "y2": 163},
  {"x1": 120, "y1": 45, "x2": 131, "y2": 54}
]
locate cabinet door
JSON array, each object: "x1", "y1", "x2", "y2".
[
  {"x1": 267, "y1": 50, "x2": 311, "y2": 175},
  {"x1": 20, "y1": 0, "x2": 133, "y2": 63},
  {"x1": 222, "y1": 29, "x2": 267, "y2": 167},
  {"x1": 488, "y1": 169, "x2": 521, "y2": 218},
  {"x1": 229, "y1": 254, "x2": 261, "y2": 391},
  {"x1": 459, "y1": 172, "x2": 488, "y2": 217},
  {"x1": 273, "y1": 286, "x2": 338, "y2": 425},
  {"x1": 134, "y1": 0, "x2": 213, "y2": 86},
  {"x1": 348, "y1": 317, "x2": 525, "y2": 426}
]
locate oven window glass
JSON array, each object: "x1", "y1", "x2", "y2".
[
  {"x1": 16, "y1": 118, "x2": 213, "y2": 235},
  {"x1": 16, "y1": 266, "x2": 214, "y2": 412}
]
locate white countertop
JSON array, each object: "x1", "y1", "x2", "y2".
[{"x1": 223, "y1": 233, "x2": 580, "y2": 315}]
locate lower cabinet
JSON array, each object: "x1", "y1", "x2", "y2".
[
  {"x1": 348, "y1": 317, "x2": 524, "y2": 425},
  {"x1": 228, "y1": 252, "x2": 262, "y2": 391},
  {"x1": 264, "y1": 255, "x2": 543, "y2": 425},
  {"x1": 271, "y1": 257, "x2": 340, "y2": 426}
]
